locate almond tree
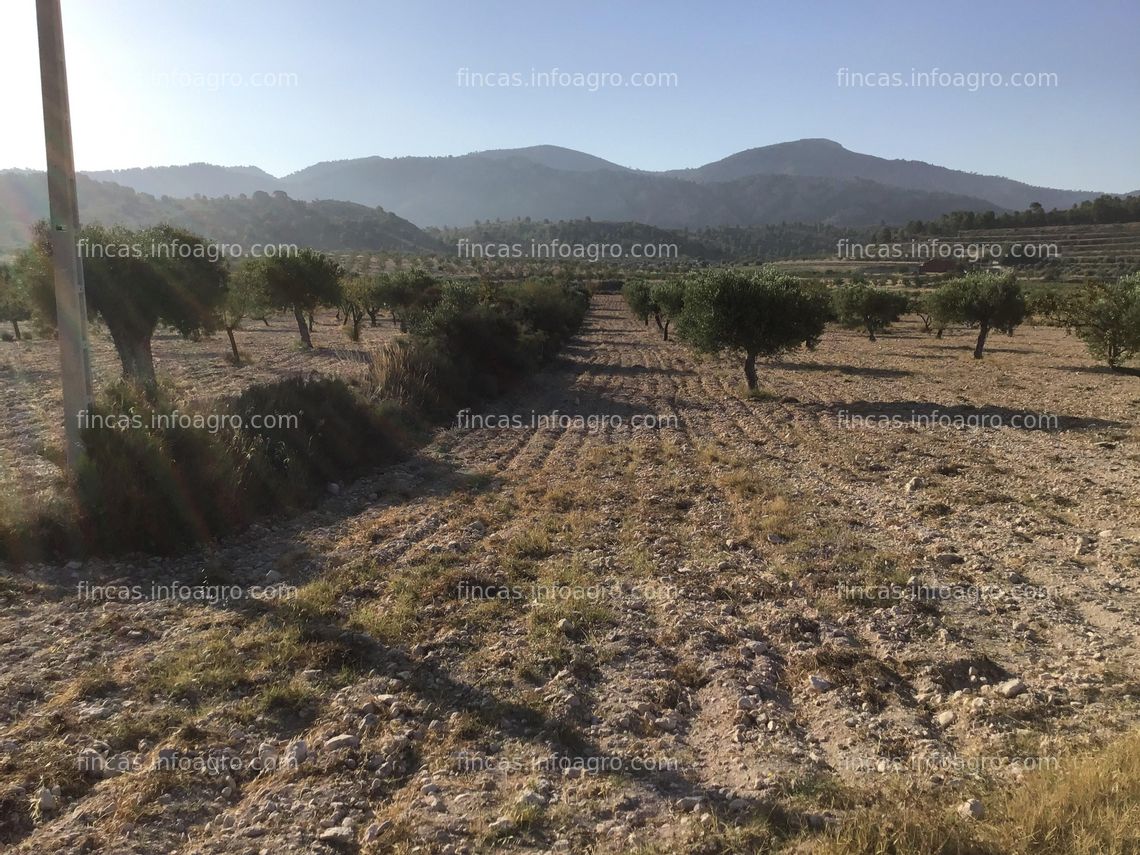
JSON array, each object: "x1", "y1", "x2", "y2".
[
  {"x1": 341, "y1": 274, "x2": 373, "y2": 342},
  {"x1": 622, "y1": 279, "x2": 657, "y2": 328},
  {"x1": 221, "y1": 262, "x2": 269, "y2": 363}
]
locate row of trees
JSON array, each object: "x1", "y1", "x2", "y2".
[
  {"x1": 4, "y1": 222, "x2": 450, "y2": 390},
  {"x1": 624, "y1": 270, "x2": 832, "y2": 389},
  {"x1": 625, "y1": 270, "x2": 1140, "y2": 386},
  {"x1": 905, "y1": 195, "x2": 1140, "y2": 236}
]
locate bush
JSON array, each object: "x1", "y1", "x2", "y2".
[
  {"x1": 224, "y1": 375, "x2": 409, "y2": 512},
  {"x1": 370, "y1": 279, "x2": 589, "y2": 417},
  {"x1": 369, "y1": 337, "x2": 460, "y2": 416},
  {"x1": 1, "y1": 376, "x2": 412, "y2": 559},
  {"x1": 72, "y1": 382, "x2": 245, "y2": 554}
]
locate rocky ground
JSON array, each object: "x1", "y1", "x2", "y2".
[{"x1": 0, "y1": 292, "x2": 1137, "y2": 853}]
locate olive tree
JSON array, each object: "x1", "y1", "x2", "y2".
[
  {"x1": 220, "y1": 263, "x2": 269, "y2": 363},
  {"x1": 23, "y1": 222, "x2": 227, "y2": 388},
  {"x1": 929, "y1": 272, "x2": 1026, "y2": 358},
  {"x1": 622, "y1": 279, "x2": 656, "y2": 328},
  {"x1": 340, "y1": 274, "x2": 374, "y2": 342},
  {"x1": 0, "y1": 262, "x2": 32, "y2": 340},
  {"x1": 1064, "y1": 273, "x2": 1140, "y2": 369},
  {"x1": 649, "y1": 279, "x2": 684, "y2": 340},
  {"x1": 240, "y1": 249, "x2": 343, "y2": 348},
  {"x1": 832, "y1": 283, "x2": 909, "y2": 341},
  {"x1": 375, "y1": 269, "x2": 438, "y2": 332},
  {"x1": 908, "y1": 292, "x2": 935, "y2": 334},
  {"x1": 678, "y1": 268, "x2": 830, "y2": 390}
]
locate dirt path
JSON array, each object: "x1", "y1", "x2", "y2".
[{"x1": 1, "y1": 292, "x2": 1137, "y2": 853}]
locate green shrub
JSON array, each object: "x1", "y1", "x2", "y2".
[
  {"x1": 370, "y1": 279, "x2": 588, "y2": 417},
  {"x1": 224, "y1": 376, "x2": 409, "y2": 512},
  {"x1": 0, "y1": 376, "x2": 411, "y2": 559},
  {"x1": 369, "y1": 337, "x2": 462, "y2": 417}
]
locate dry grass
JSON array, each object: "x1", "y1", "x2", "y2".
[{"x1": 808, "y1": 729, "x2": 1140, "y2": 855}]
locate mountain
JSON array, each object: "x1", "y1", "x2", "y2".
[
  {"x1": 84, "y1": 163, "x2": 282, "y2": 199},
  {"x1": 665, "y1": 138, "x2": 1102, "y2": 211},
  {"x1": 274, "y1": 150, "x2": 1002, "y2": 229},
  {"x1": 0, "y1": 171, "x2": 443, "y2": 253},
  {"x1": 28, "y1": 139, "x2": 1121, "y2": 232},
  {"x1": 470, "y1": 145, "x2": 630, "y2": 173}
]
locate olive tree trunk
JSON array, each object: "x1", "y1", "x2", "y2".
[
  {"x1": 107, "y1": 325, "x2": 158, "y2": 390},
  {"x1": 973, "y1": 321, "x2": 990, "y2": 359},
  {"x1": 744, "y1": 351, "x2": 758, "y2": 390},
  {"x1": 293, "y1": 305, "x2": 313, "y2": 348},
  {"x1": 226, "y1": 327, "x2": 241, "y2": 364}
]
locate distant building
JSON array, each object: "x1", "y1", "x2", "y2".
[{"x1": 918, "y1": 258, "x2": 961, "y2": 274}]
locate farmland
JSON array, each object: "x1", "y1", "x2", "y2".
[
  {"x1": 3, "y1": 3, "x2": 1139, "y2": 850},
  {"x1": 1, "y1": 287, "x2": 1137, "y2": 852}
]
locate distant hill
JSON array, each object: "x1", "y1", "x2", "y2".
[
  {"x1": 470, "y1": 145, "x2": 631, "y2": 173},
  {"x1": 57, "y1": 139, "x2": 1117, "y2": 230},
  {"x1": 0, "y1": 140, "x2": 1121, "y2": 241},
  {"x1": 84, "y1": 163, "x2": 282, "y2": 199},
  {"x1": 276, "y1": 151, "x2": 1002, "y2": 229},
  {"x1": 0, "y1": 171, "x2": 444, "y2": 253},
  {"x1": 665, "y1": 139, "x2": 1102, "y2": 211}
]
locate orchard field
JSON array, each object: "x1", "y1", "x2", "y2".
[{"x1": 0, "y1": 285, "x2": 1138, "y2": 853}]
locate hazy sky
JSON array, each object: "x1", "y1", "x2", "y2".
[{"x1": 2, "y1": 0, "x2": 1138, "y2": 191}]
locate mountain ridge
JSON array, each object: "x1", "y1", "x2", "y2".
[{"x1": 7, "y1": 140, "x2": 1127, "y2": 236}]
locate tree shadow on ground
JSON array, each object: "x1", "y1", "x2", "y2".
[
  {"x1": 1053, "y1": 364, "x2": 1140, "y2": 378},
  {"x1": 770, "y1": 362, "x2": 914, "y2": 379},
  {"x1": 808, "y1": 399, "x2": 1125, "y2": 432}
]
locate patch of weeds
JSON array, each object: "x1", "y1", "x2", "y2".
[{"x1": 507, "y1": 525, "x2": 556, "y2": 560}]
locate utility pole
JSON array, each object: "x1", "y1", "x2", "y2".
[{"x1": 36, "y1": 0, "x2": 94, "y2": 472}]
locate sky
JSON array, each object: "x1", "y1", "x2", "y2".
[{"x1": 1, "y1": 0, "x2": 1138, "y2": 192}]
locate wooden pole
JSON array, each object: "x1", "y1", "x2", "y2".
[{"x1": 36, "y1": 0, "x2": 94, "y2": 472}]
